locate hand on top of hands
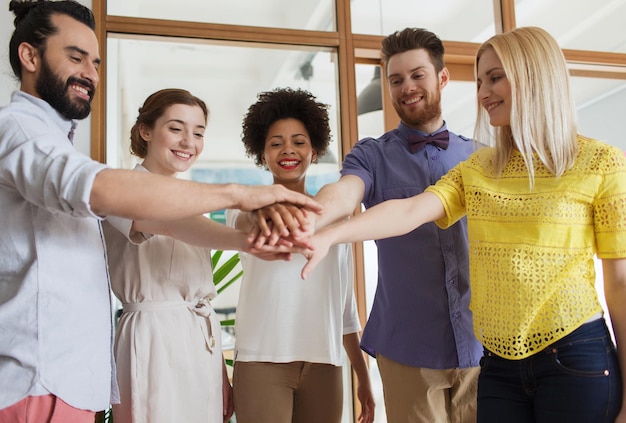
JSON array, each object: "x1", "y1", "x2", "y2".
[
  {"x1": 238, "y1": 185, "x2": 322, "y2": 214},
  {"x1": 247, "y1": 203, "x2": 317, "y2": 249},
  {"x1": 241, "y1": 202, "x2": 333, "y2": 278}
]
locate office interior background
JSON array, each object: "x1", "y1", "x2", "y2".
[{"x1": 1, "y1": 1, "x2": 625, "y2": 421}]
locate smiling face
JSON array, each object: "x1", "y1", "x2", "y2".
[
  {"x1": 476, "y1": 47, "x2": 512, "y2": 127},
  {"x1": 34, "y1": 14, "x2": 100, "y2": 120},
  {"x1": 140, "y1": 103, "x2": 206, "y2": 177},
  {"x1": 386, "y1": 48, "x2": 448, "y2": 133},
  {"x1": 262, "y1": 118, "x2": 316, "y2": 193}
]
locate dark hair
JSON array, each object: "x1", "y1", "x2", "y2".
[
  {"x1": 9, "y1": 0, "x2": 95, "y2": 79},
  {"x1": 241, "y1": 88, "x2": 331, "y2": 167},
  {"x1": 381, "y1": 27, "x2": 445, "y2": 73},
  {"x1": 130, "y1": 88, "x2": 209, "y2": 158}
]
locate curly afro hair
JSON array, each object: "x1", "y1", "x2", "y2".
[{"x1": 241, "y1": 87, "x2": 331, "y2": 167}]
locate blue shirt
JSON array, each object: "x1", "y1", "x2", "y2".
[
  {"x1": 341, "y1": 122, "x2": 482, "y2": 369},
  {"x1": 0, "y1": 91, "x2": 116, "y2": 410}
]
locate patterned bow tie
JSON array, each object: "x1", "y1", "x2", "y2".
[{"x1": 408, "y1": 130, "x2": 449, "y2": 153}]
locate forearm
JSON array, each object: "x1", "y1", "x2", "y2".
[
  {"x1": 133, "y1": 215, "x2": 249, "y2": 251},
  {"x1": 92, "y1": 169, "x2": 324, "y2": 220},
  {"x1": 91, "y1": 169, "x2": 243, "y2": 220},
  {"x1": 343, "y1": 332, "x2": 370, "y2": 382},
  {"x1": 222, "y1": 356, "x2": 230, "y2": 384},
  {"x1": 222, "y1": 355, "x2": 234, "y2": 421},
  {"x1": 322, "y1": 191, "x2": 444, "y2": 245},
  {"x1": 313, "y1": 175, "x2": 364, "y2": 229},
  {"x1": 343, "y1": 332, "x2": 375, "y2": 423}
]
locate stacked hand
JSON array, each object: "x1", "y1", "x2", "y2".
[
  {"x1": 244, "y1": 203, "x2": 331, "y2": 277},
  {"x1": 236, "y1": 184, "x2": 323, "y2": 214},
  {"x1": 248, "y1": 203, "x2": 315, "y2": 248}
]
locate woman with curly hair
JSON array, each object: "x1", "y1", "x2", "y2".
[{"x1": 227, "y1": 88, "x2": 375, "y2": 423}]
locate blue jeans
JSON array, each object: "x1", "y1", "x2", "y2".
[{"x1": 477, "y1": 318, "x2": 622, "y2": 423}]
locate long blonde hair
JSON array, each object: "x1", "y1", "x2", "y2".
[{"x1": 474, "y1": 27, "x2": 578, "y2": 186}]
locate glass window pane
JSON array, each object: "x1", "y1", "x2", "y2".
[
  {"x1": 572, "y1": 75, "x2": 626, "y2": 151},
  {"x1": 351, "y1": 0, "x2": 496, "y2": 42},
  {"x1": 106, "y1": 35, "x2": 341, "y2": 195},
  {"x1": 107, "y1": 0, "x2": 336, "y2": 31},
  {"x1": 441, "y1": 80, "x2": 477, "y2": 139},
  {"x1": 515, "y1": 0, "x2": 626, "y2": 52},
  {"x1": 356, "y1": 64, "x2": 385, "y2": 136}
]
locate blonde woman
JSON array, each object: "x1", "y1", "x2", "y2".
[{"x1": 299, "y1": 27, "x2": 626, "y2": 423}]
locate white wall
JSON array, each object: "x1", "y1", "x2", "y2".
[
  {"x1": 579, "y1": 86, "x2": 626, "y2": 151},
  {"x1": 0, "y1": 0, "x2": 92, "y2": 156},
  {"x1": 0, "y1": 2, "x2": 17, "y2": 104}
]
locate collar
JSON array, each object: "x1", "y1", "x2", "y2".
[
  {"x1": 12, "y1": 90, "x2": 78, "y2": 143},
  {"x1": 397, "y1": 120, "x2": 449, "y2": 141}
]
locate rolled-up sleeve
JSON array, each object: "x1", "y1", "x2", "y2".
[{"x1": 0, "y1": 109, "x2": 108, "y2": 218}]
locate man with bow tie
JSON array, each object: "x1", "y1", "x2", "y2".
[{"x1": 249, "y1": 27, "x2": 482, "y2": 423}]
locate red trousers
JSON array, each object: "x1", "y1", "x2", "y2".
[{"x1": 0, "y1": 394, "x2": 96, "y2": 423}]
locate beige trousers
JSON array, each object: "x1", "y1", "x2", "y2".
[
  {"x1": 233, "y1": 361, "x2": 343, "y2": 423},
  {"x1": 377, "y1": 353, "x2": 479, "y2": 423}
]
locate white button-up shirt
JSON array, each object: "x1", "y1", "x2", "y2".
[{"x1": 0, "y1": 91, "x2": 116, "y2": 411}]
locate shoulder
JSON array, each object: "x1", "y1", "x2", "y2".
[
  {"x1": 448, "y1": 131, "x2": 473, "y2": 147},
  {"x1": 450, "y1": 132, "x2": 472, "y2": 142},
  {"x1": 348, "y1": 129, "x2": 404, "y2": 158},
  {"x1": 444, "y1": 131, "x2": 478, "y2": 160},
  {"x1": 344, "y1": 135, "x2": 386, "y2": 168},
  {"x1": 0, "y1": 100, "x2": 44, "y2": 128},
  {"x1": 355, "y1": 128, "x2": 403, "y2": 147},
  {"x1": 0, "y1": 98, "x2": 60, "y2": 142},
  {"x1": 353, "y1": 132, "x2": 392, "y2": 150},
  {"x1": 455, "y1": 145, "x2": 497, "y2": 174},
  {"x1": 576, "y1": 135, "x2": 626, "y2": 172},
  {"x1": 578, "y1": 134, "x2": 620, "y2": 154},
  {"x1": 1, "y1": 92, "x2": 46, "y2": 120}
]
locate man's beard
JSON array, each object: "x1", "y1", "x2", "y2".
[
  {"x1": 36, "y1": 58, "x2": 95, "y2": 120},
  {"x1": 393, "y1": 87, "x2": 442, "y2": 129}
]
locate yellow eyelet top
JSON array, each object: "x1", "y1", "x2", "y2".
[{"x1": 427, "y1": 136, "x2": 626, "y2": 359}]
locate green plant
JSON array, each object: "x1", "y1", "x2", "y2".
[
  {"x1": 211, "y1": 249, "x2": 242, "y2": 367},
  {"x1": 212, "y1": 249, "x2": 243, "y2": 295}
]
